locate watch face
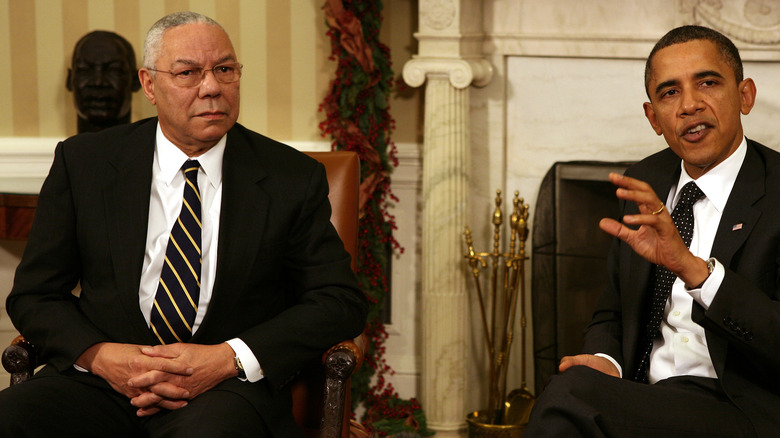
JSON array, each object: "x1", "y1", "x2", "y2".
[{"x1": 234, "y1": 356, "x2": 245, "y2": 378}]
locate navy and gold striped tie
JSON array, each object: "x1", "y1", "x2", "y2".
[{"x1": 150, "y1": 160, "x2": 202, "y2": 344}]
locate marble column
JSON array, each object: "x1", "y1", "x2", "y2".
[{"x1": 404, "y1": 45, "x2": 493, "y2": 438}]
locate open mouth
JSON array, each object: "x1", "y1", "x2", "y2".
[{"x1": 682, "y1": 123, "x2": 709, "y2": 142}]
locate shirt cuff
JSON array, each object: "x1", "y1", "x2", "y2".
[
  {"x1": 686, "y1": 258, "x2": 724, "y2": 309},
  {"x1": 225, "y1": 338, "x2": 264, "y2": 383},
  {"x1": 594, "y1": 353, "x2": 623, "y2": 378}
]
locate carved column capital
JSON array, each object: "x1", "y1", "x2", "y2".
[{"x1": 403, "y1": 57, "x2": 493, "y2": 89}]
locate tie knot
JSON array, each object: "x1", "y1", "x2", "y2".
[
  {"x1": 182, "y1": 159, "x2": 200, "y2": 172},
  {"x1": 676, "y1": 181, "x2": 704, "y2": 211},
  {"x1": 182, "y1": 160, "x2": 200, "y2": 184}
]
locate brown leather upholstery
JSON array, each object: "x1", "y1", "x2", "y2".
[
  {"x1": 2, "y1": 150, "x2": 365, "y2": 438},
  {"x1": 294, "y1": 151, "x2": 362, "y2": 437},
  {"x1": 305, "y1": 151, "x2": 360, "y2": 274}
]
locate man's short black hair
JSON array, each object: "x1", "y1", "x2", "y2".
[{"x1": 644, "y1": 25, "x2": 743, "y2": 98}]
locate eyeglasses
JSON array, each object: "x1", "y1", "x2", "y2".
[{"x1": 147, "y1": 62, "x2": 243, "y2": 87}]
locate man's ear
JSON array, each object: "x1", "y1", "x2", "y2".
[
  {"x1": 138, "y1": 69, "x2": 156, "y2": 105},
  {"x1": 739, "y1": 78, "x2": 757, "y2": 116},
  {"x1": 131, "y1": 69, "x2": 142, "y2": 92},
  {"x1": 643, "y1": 102, "x2": 663, "y2": 136},
  {"x1": 66, "y1": 69, "x2": 74, "y2": 92}
]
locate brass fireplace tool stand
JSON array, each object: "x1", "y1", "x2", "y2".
[{"x1": 464, "y1": 190, "x2": 534, "y2": 434}]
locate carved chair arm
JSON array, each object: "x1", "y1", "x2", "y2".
[
  {"x1": 2, "y1": 335, "x2": 37, "y2": 386},
  {"x1": 319, "y1": 334, "x2": 367, "y2": 438}
]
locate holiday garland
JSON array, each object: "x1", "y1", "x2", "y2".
[{"x1": 320, "y1": 0, "x2": 432, "y2": 436}]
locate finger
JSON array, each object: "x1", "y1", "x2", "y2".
[
  {"x1": 141, "y1": 344, "x2": 179, "y2": 358},
  {"x1": 147, "y1": 357, "x2": 194, "y2": 376},
  {"x1": 599, "y1": 218, "x2": 624, "y2": 238},
  {"x1": 615, "y1": 187, "x2": 663, "y2": 213},
  {"x1": 609, "y1": 173, "x2": 665, "y2": 213},
  {"x1": 156, "y1": 399, "x2": 189, "y2": 411},
  {"x1": 148, "y1": 381, "x2": 190, "y2": 400},
  {"x1": 608, "y1": 172, "x2": 653, "y2": 191},
  {"x1": 558, "y1": 355, "x2": 580, "y2": 372},
  {"x1": 135, "y1": 400, "x2": 188, "y2": 417},
  {"x1": 128, "y1": 370, "x2": 192, "y2": 392},
  {"x1": 130, "y1": 391, "x2": 164, "y2": 409},
  {"x1": 136, "y1": 406, "x2": 162, "y2": 417}
]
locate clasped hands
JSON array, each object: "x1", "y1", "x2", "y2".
[
  {"x1": 76, "y1": 341, "x2": 237, "y2": 417},
  {"x1": 558, "y1": 172, "x2": 711, "y2": 377}
]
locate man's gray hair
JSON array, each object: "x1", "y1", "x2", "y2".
[{"x1": 143, "y1": 11, "x2": 224, "y2": 70}]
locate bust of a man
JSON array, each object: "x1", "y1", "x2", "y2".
[{"x1": 66, "y1": 31, "x2": 141, "y2": 133}]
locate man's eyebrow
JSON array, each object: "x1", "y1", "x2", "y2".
[
  {"x1": 694, "y1": 70, "x2": 725, "y2": 80},
  {"x1": 654, "y1": 79, "x2": 678, "y2": 96},
  {"x1": 172, "y1": 55, "x2": 237, "y2": 66}
]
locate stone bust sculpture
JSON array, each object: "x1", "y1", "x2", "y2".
[{"x1": 66, "y1": 31, "x2": 141, "y2": 133}]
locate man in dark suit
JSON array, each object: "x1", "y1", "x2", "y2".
[
  {"x1": 525, "y1": 26, "x2": 780, "y2": 437},
  {"x1": 0, "y1": 11, "x2": 367, "y2": 437}
]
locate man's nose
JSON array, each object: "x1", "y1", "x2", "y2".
[
  {"x1": 680, "y1": 88, "x2": 705, "y2": 115},
  {"x1": 198, "y1": 69, "x2": 222, "y2": 96}
]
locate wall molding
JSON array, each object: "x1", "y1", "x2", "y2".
[{"x1": 0, "y1": 138, "x2": 421, "y2": 191}]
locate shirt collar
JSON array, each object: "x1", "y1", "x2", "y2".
[
  {"x1": 155, "y1": 122, "x2": 225, "y2": 189},
  {"x1": 674, "y1": 136, "x2": 747, "y2": 213}
]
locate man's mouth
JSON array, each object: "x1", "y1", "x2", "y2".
[
  {"x1": 681, "y1": 123, "x2": 710, "y2": 141},
  {"x1": 197, "y1": 111, "x2": 225, "y2": 119},
  {"x1": 687, "y1": 124, "x2": 706, "y2": 134}
]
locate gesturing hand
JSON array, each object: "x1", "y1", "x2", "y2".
[
  {"x1": 127, "y1": 342, "x2": 238, "y2": 416},
  {"x1": 598, "y1": 172, "x2": 709, "y2": 287}
]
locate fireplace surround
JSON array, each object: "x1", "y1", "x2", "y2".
[{"x1": 531, "y1": 160, "x2": 632, "y2": 393}]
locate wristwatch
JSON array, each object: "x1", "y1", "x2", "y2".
[
  {"x1": 687, "y1": 257, "x2": 716, "y2": 290},
  {"x1": 233, "y1": 355, "x2": 246, "y2": 379}
]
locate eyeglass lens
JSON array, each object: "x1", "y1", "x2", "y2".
[{"x1": 174, "y1": 63, "x2": 241, "y2": 87}]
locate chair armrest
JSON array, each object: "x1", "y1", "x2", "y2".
[
  {"x1": 320, "y1": 334, "x2": 366, "y2": 438},
  {"x1": 2, "y1": 335, "x2": 37, "y2": 386}
]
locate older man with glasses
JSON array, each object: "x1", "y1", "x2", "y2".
[{"x1": 0, "y1": 11, "x2": 367, "y2": 438}]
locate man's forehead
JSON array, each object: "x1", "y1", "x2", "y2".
[{"x1": 649, "y1": 40, "x2": 731, "y2": 83}]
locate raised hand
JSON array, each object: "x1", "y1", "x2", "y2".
[{"x1": 598, "y1": 172, "x2": 709, "y2": 288}]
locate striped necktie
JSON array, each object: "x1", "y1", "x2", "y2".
[{"x1": 150, "y1": 160, "x2": 202, "y2": 344}]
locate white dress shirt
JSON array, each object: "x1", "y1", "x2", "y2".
[
  {"x1": 599, "y1": 137, "x2": 747, "y2": 383},
  {"x1": 136, "y1": 124, "x2": 264, "y2": 382},
  {"x1": 647, "y1": 137, "x2": 746, "y2": 383}
]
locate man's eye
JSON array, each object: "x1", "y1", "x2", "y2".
[
  {"x1": 662, "y1": 89, "x2": 678, "y2": 98},
  {"x1": 175, "y1": 69, "x2": 196, "y2": 77},
  {"x1": 216, "y1": 65, "x2": 234, "y2": 73}
]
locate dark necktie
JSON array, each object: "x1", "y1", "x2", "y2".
[
  {"x1": 634, "y1": 181, "x2": 705, "y2": 383},
  {"x1": 150, "y1": 160, "x2": 202, "y2": 344}
]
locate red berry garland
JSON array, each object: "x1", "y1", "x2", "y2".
[{"x1": 320, "y1": 0, "x2": 431, "y2": 436}]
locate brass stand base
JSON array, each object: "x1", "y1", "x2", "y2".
[{"x1": 466, "y1": 411, "x2": 525, "y2": 438}]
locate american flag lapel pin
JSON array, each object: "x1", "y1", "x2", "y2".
[{"x1": 732, "y1": 223, "x2": 743, "y2": 231}]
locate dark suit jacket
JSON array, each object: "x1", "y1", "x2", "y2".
[
  {"x1": 7, "y1": 117, "x2": 368, "y2": 435},
  {"x1": 582, "y1": 139, "x2": 780, "y2": 436}
]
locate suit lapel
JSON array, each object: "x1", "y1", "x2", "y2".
[
  {"x1": 103, "y1": 120, "x2": 157, "y2": 341},
  {"x1": 711, "y1": 141, "x2": 764, "y2": 266},
  {"x1": 195, "y1": 127, "x2": 270, "y2": 335},
  {"x1": 706, "y1": 140, "x2": 765, "y2": 375}
]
